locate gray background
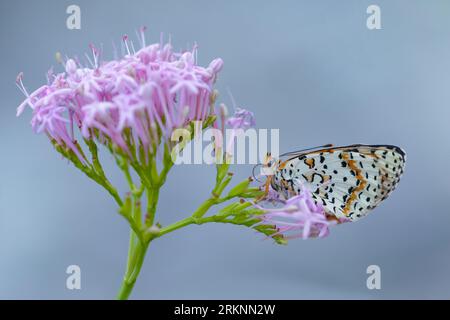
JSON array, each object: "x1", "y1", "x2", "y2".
[{"x1": 0, "y1": 0, "x2": 449, "y2": 299}]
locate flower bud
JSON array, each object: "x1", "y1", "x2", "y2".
[{"x1": 227, "y1": 177, "x2": 253, "y2": 198}]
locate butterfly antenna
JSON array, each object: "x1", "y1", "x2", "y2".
[
  {"x1": 281, "y1": 143, "x2": 334, "y2": 157},
  {"x1": 252, "y1": 164, "x2": 263, "y2": 183}
]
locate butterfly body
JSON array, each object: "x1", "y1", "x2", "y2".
[{"x1": 269, "y1": 144, "x2": 406, "y2": 221}]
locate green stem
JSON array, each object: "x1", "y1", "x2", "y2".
[
  {"x1": 146, "y1": 187, "x2": 160, "y2": 226},
  {"x1": 117, "y1": 236, "x2": 150, "y2": 300},
  {"x1": 125, "y1": 230, "x2": 139, "y2": 276},
  {"x1": 116, "y1": 151, "x2": 173, "y2": 299},
  {"x1": 191, "y1": 198, "x2": 217, "y2": 219},
  {"x1": 98, "y1": 179, "x2": 123, "y2": 207},
  {"x1": 158, "y1": 216, "x2": 196, "y2": 237},
  {"x1": 145, "y1": 146, "x2": 172, "y2": 226},
  {"x1": 157, "y1": 212, "x2": 246, "y2": 238},
  {"x1": 72, "y1": 139, "x2": 260, "y2": 299},
  {"x1": 118, "y1": 210, "x2": 144, "y2": 243}
]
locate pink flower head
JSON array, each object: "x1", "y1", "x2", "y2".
[
  {"x1": 222, "y1": 107, "x2": 256, "y2": 157},
  {"x1": 255, "y1": 188, "x2": 335, "y2": 240},
  {"x1": 226, "y1": 108, "x2": 256, "y2": 130},
  {"x1": 16, "y1": 29, "x2": 224, "y2": 161}
]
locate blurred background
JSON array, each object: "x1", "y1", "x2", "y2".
[{"x1": 0, "y1": 0, "x2": 449, "y2": 299}]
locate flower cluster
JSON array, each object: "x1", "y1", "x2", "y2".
[
  {"x1": 15, "y1": 28, "x2": 352, "y2": 300},
  {"x1": 255, "y1": 187, "x2": 336, "y2": 240},
  {"x1": 16, "y1": 29, "x2": 223, "y2": 162}
]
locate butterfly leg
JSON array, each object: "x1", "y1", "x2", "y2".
[{"x1": 254, "y1": 176, "x2": 272, "y2": 203}]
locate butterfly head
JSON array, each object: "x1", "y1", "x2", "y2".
[{"x1": 252, "y1": 152, "x2": 280, "y2": 182}]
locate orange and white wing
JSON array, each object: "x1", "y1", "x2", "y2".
[{"x1": 271, "y1": 144, "x2": 406, "y2": 221}]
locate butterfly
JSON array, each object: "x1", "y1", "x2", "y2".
[{"x1": 263, "y1": 144, "x2": 406, "y2": 222}]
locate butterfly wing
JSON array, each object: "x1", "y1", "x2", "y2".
[{"x1": 271, "y1": 144, "x2": 406, "y2": 221}]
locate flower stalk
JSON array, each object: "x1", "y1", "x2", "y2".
[{"x1": 17, "y1": 29, "x2": 337, "y2": 300}]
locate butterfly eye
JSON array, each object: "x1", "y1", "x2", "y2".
[{"x1": 267, "y1": 159, "x2": 279, "y2": 169}]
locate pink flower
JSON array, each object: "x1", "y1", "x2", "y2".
[
  {"x1": 264, "y1": 185, "x2": 282, "y2": 203},
  {"x1": 226, "y1": 108, "x2": 255, "y2": 130},
  {"x1": 223, "y1": 107, "x2": 256, "y2": 157},
  {"x1": 255, "y1": 188, "x2": 335, "y2": 240},
  {"x1": 16, "y1": 29, "x2": 224, "y2": 161}
]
